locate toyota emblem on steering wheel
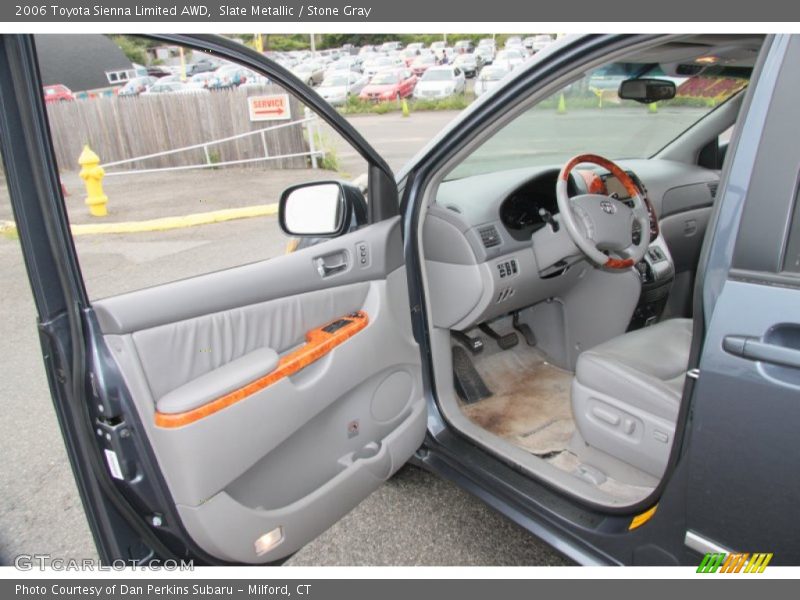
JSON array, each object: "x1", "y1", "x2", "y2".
[{"x1": 600, "y1": 199, "x2": 617, "y2": 214}]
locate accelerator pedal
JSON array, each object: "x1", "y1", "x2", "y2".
[
  {"x1": 479, "y1": 322, "x2": 519, "y2": 350},
  {"x1": 512, "y1": 312, "x2": 537, "y2": 346},
  {"x1": 452, "y1": 345, "x2": 492, "y2": 405}
]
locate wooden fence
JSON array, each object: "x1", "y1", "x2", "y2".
[{"x1": 45, "y1": 85, "x2": 312, "y2": 172}]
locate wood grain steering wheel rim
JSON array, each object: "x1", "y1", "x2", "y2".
[{"x1": 556, "y1": 153, "x2": 651, "y2": 270}]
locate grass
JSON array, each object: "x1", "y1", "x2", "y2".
[
  {"x1": 307, "y1": 129, "x2": 343, "y2": 173},
  {"x1": 338, "y1": 94, "x2": 473, "y2": 115}
]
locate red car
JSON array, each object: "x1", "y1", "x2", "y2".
[
  {"x1": 358, "y1": 69, "x2": 418, "y2": 101},
  {"x1": 42, "y1": 84, "x2": 75, "y2": 103}
]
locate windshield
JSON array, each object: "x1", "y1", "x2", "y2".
[
  {"x1": 445, "y1": 62, "x2": 750, "y2": 181},
  {"x1": 421, "y1": 69, "x2": 453, "y2": 82},
  {"x1": 371, "y1": 71, "x2": 400, "y2": 84}
]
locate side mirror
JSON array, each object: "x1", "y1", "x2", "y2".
[
  {"x1": 618, "y1": 78, "x2": 676, "y2": 104},
  {"x1": 278, "y1": 181, "x2": 352, "y2": 238}
]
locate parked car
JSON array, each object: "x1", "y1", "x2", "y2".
[
  {"x1": 412, "y1": 65, "x2": 466, "y2": 99},
  {"x1": 406, "y1": 42, "x2": 426, "y2": 52},
  {"x1": 494, "y1": 48, "x2": 526, "y2": 70},
  {"x1": 325, "y1": 57, "x2": 362, "y2": 77},
  {"x1": 454, "y1": 40, "x2": 475, "y2": 54},
  {"x1": 239, "y1": 74, "x2": 271, "y2": 89},
  {"x1": 453, "y1": 53, "x2": 483, "y2": 78},
  {"x1": 317, "y1": 71, "x2": 370, "y2": 106},
  {"x1": 530, "y1": 34, "x2": 555, "y2": 53},
  {"x1": 186, "y1": 58, "x2": 218, "y2": 75},
  {"x1": 379, "y1": 41, "x2": 404, "y2": 52},
  {"x1": 411, "y1": 52, "x2": 438, "y2": 76},
  {"x1": 117, "y1": 76, "x2": 157, "y2": 97},
  {"x1": 362, "y1": 55, "x2": 405, "y2": 78},
  {"x1": 473, "y1": 64, "x2": 510, "y2": 96},
  {"x1": 400, "y1": 47, "x2": 422, "y2": 67},
  {"x1": 188, "y1": 71, "x2": 217, "y2": 89},
  {"x1": 141, "y1": 80, "x2": 209, "y2": 95},
  {"x1": 359, "y1": 68, "x2": 418, "y2": 101},
  {"x1": 42, "y1": 83, "x2": 74, "y2": 103},
  {"x1": 504, "y1": 36, "x2": 523, "y2": 49},
  {"x1": 211, "y1": 64, "x2": 251, "y2": 89},
  {"x1": 291, "y1": 61, "x2": 325, "y2": 86},
  {"x1": 145, "y1": 66, "x2": 172, "y2": 78},
  {"x1": 9, "y1": 33, "x2": 800, "y2": 569},
  {"x1": 475, "y1": 44, "x2": 495, "y2": 65}
]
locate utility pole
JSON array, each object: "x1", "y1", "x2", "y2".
[{"x1": 310, "y1": 33, "x2": 316, "y2": 56}]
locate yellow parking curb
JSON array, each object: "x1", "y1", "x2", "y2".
[{"x1": 0, "y1": 203, "x2": 278, "y2": 236}]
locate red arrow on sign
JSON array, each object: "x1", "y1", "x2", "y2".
[{"x1": 255, "y1": 108, "x2": 285, "y2": 115}]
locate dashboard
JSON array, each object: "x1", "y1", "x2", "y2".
[
  {"x1": 499, "y1": 169, "x2": 578, "y2": 241},
  {"x1": 426, "y1": 159, "x2": 719, "y2": 332}
]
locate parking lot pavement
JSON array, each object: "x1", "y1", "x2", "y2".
[{"x1": 0, "y1": 109, "x2": 571, "y2": 566}]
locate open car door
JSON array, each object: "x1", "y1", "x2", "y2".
[{"x1": 0, "y1": 34, "x2": 425, "y2": 564}]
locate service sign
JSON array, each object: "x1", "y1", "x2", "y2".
[{"x1": 248, "y1": 94, "x2": 291, "y2": 121}]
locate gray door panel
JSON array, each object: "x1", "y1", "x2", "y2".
[
  {"x1": 685, "y1": 280, "x2": 800, "y2": 561},
  {"x1": 96, "y1": 217, "x2": 424, "y2": 562}
]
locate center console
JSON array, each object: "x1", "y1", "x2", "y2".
[{"x1": 628, "y1": 236, "x2": 675, "y2": 330}]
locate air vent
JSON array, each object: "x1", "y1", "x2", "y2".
[
  {"x1": 708, "y1": 182, "x2": 719, "y2": 198},
  {"x1": 478, "y1": 225, "x2": 501, "y2": 248}
]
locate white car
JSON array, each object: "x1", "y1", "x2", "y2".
[
  {"x1": 494, "y1": 49, "x2": 525, "y2": 70},
  {"x1": 141, "y1": 81, "x2": 209, "y2": 95},
  {"x1": 531, "y1": 34, "x2": 555, "y2": 53},
  {"x1": 317, "y1": 72, "x2": 370, "y2": 106},
  {"x1": 474, "y1": 65, "x2": 510, "y2": 96},
  {"x1": 412, "y1": 66, "x2": 466, "y2": 99},
  {"x1": 363, "y1": 55, "x2": 404, "y2": 78},
  {"x1": 324, "y1": 57, "x2": 362, "y2": 79}
]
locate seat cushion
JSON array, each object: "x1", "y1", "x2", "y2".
[
  {"x1": 575, "y1": 318, "x2": 692, "y2": 421},
  {"x1": 571, "y1": 318, "x2": 693, "y2": 477}
]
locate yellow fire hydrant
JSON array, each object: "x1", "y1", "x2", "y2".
[{"x1": 78, "y1": 145, "x2": 108, "y2": 217}]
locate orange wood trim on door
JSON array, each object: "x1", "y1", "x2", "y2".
[{"x1": 154, "y1": 311, "x2": 369, "y2": 429}]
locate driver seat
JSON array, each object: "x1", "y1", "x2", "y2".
[{"x1": 571, "y1": 318, "x2": 693, "y2": 478}]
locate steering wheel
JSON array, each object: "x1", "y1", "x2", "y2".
[{"x1": 556, "y1": 154, "x2": 651, "y2": 269}]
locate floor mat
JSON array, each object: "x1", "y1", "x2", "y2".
[
  {"x1": 460, "y1": 341, "x2": 574, "y2": 455},
  {"x1": 458, "y1": 336, "x2": 655, "y2": 503}
]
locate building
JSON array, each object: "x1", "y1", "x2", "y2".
[{"x1": 34, "y1": 34, "x2": 137, "y2": 97}]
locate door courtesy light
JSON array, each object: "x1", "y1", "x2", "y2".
[{"x1": 254, "y1": 526, "x2": 285, "y2": 556}]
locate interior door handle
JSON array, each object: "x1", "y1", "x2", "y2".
[
  {"x1": 723, "y1": 335, "x2": 800, "y2": 369},
  {"x1": 315, "y1": 254, "x2": 348, "y2": 278}
]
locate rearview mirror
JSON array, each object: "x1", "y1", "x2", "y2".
[
  {"x1": 618, "y1": 78, "x2": 676, "y2": 104},
  {"x1": 279, "y1": 181, "x2": 350, "y2": 237}
]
